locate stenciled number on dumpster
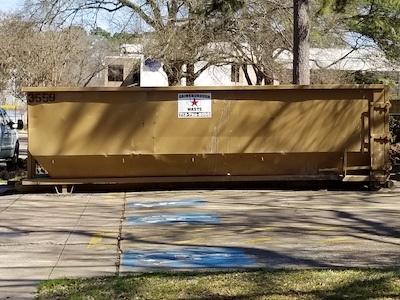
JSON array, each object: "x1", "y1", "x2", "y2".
[{"x1": 27, "y1": 93, "x2": 56, "y2": 103}]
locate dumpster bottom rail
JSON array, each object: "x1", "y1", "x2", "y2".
[{"x1": 15, "y1": 174, "x2": 383, "y2": 194}]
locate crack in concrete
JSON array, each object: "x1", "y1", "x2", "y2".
[
  {"x1": 47, "y1": 195, "x2": 92, "y2": 279},
  {"x1": 0, "y1": 195, "x2": 24, "y2": 213},
  {"x1": 115, "y1": 192, "x2": 126, "y2": 276}
]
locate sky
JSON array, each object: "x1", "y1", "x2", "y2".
[
  {"x1": 0, "y1": 0, "x2": 117, "y2": 32},
  {"x1": 0, "y1": 0, "x2": 23, "y2": 13}
]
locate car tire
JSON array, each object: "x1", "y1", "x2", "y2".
[{"x1": 7, "y1": 142, "x2": 19, "y2": 171}]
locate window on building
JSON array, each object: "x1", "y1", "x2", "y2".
[
  {"x1": 231, "y1": 64, "x2": 240, "y2": 82},
  {"x1": 108, "y1": 65, "x2": 124, "y2": 82},
  {"x1": 121, "y1": 66, "x2": 140, "y2": 87}
]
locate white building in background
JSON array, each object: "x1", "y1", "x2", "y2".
[
  {"x1": 105, "y1": 44, "x2": 167, "y2": 87},
  {"x1": 104, "y1": 44, "x2": 264, "y2": 87},
  {"x1": 104, "y1": 44, "x2": 399, "y2": 87},
  {"x1": 278, "y1": 47, "x2": 398, "y2": 72}
]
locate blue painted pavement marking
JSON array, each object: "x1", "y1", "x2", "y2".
[
  {"x1": 122, "y1": 247, "x2": 258, "y2": 269},
  {"x1": 127, "y1": 213, "x2": 220, "y2": 225},
  {"x1": 128, "y1": 198, "x2": 205, "y2": 208}
]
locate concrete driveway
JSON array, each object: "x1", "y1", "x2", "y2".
[{"x1": 0, "y1": 186, "x2": 400, "y2": 299}]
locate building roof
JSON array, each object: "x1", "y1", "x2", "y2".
[{"x1": 278, "y1": 47, "x2": 400, "y2": 72}]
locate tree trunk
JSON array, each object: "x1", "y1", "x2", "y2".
[
  {"x1": 186, "y1": 63, "x2": 195, "y2": 86},
  {"x1": 164, "y1": 61, "x2": 183, "y2": 86},
  {"x1": 293, "y1": 0, "x2": 310, "y2": 85},
  {"x1": 243, "y1": 65, "x2": 253, "y2": 85}
]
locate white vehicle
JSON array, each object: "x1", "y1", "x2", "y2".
[{"x1": 0, "y1": 107, "x2": 23, "y2": 170}]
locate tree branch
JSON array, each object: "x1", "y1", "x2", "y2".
[
  {"x1": 117, "y1": 0, "x2": 158, "y2": 29},
  {"x1": 146, "y1": 0, "x2": 164, "y2": 29}
]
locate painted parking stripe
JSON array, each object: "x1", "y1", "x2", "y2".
[
  {"x1": 128, "y1": 198, "x2": 205, "y2": 208},
  {"x1": 127, "y1": 213, "x2": 220, "y2": 225},
  {"x1": 122, "y1": 247, "x2": 258, "y2": 269}
]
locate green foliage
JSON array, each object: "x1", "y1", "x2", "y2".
[
  {"x1": 353, "y1": 71, "x2": 386, "y2": 84},
  {"x1": 352, "y1": 71, "x2": 398, "y2": 96},
  {"x1": 349, "y1": 1, "x2": 400, "y2": 62},
  {"x1": 316, "y1": 0, "x2": 400, "y2": 64},
  {"x1": 112, "y1": 32, "x2": 138, "y2": 44},
  {"x1": 319, "y1": 0, "x2": 349, "y2": 14},
  {"x1": 90, "y1": 26, "x2": 111, "y2": 38}
]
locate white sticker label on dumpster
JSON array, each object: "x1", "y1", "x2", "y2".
[{"x1": 178, "y1": 93, "x2": 212, "y2": 118}]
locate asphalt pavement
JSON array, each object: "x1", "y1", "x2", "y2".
[{"x1": 1, "y1": 186, "x2": 400, "y2": 299}]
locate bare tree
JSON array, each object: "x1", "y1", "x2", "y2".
[
  {"x1": 0, "y1": 13, "x2": 111, "y2": 96},
  {"x1": 22, "y1": 0, "x2": 220, "y2": 86},
  {"x1": 141, "y1": 1, "x2": 214, "y2": 86},
  {"x1": 8, "y1": 0, "x2": 395, "y2": 90},
  {"x1": 228, "y1": 0, "x2": 292, "y2": 85}
]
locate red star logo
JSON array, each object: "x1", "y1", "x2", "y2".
[{"x1": 190, "y1": 99, "x2": 198, "y2": 106}]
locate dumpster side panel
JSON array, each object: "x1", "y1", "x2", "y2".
[{"x1": 25, "y1": 86, "x2": 388, "y2": 182}]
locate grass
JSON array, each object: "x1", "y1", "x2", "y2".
[{"x1": 35, "y1": 269, "x2": 400, "y2": 300}]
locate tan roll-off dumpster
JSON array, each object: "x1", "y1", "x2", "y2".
[{"x1": 20, "y1": 85, "x2": 391, "y2": 189}]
